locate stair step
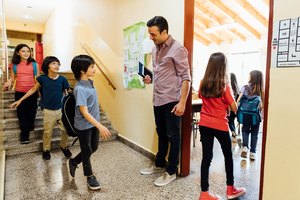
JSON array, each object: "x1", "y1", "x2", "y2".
[
  {"x1": 1, "y1": 108, "x2": 43, "y2": 119},
  {"x1": 3, "y1": 116, "x2": 43, "y2": 129}
]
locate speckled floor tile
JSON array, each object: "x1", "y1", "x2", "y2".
[{"x1": 5, "y1": 133, "x2": 262, "y2": 200}]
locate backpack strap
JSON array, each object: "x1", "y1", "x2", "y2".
[{"x1": 13, "y1": 62, "x2": 37, "y2": 76}]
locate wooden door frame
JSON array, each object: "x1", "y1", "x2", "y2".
[{"x1": 181, "y1": 1, "x2": 274, "y2": 200}]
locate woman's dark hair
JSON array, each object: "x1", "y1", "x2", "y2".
[
  {"x1": 230, "y1": 72, "x2": 239, "y2": 98},
  {"x1": 41, "y1": 56, "x2": 60, "y2": 74},
  {"x1": 200, "y1": 52, "x2": 228, "y2": 98},
  {"x1": 11, "y1": 44, "x2": 36, "y2": 64},
  {"x1": 247, "y1": 70, "x2": 264, "y2": 99},
  {"x1": 147, "y1": 16, "x2": 169, "y2": 34},
  {"x1": 71, "y1": 55, "x2": 95, "y2": 80}
]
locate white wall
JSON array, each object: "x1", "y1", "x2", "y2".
[
  {"x1": 263, "y1": 1, "x2": 300, "y2": 199},
  {"x1": 43, "y1": 0, "x2": 185, "y2": 155}
]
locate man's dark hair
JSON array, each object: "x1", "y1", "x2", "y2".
[
  {"x1": 41, "y1": 56, "x2": 60, "y2": 74},
  {"x1": 147, "y1": 16, "x2": 169, "y2": 34},
  {"x1": 71, "y1": 55, "x2": 95, "y2": 80}
]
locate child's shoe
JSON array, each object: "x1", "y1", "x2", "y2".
[
  {"x1": 241, "y1": 146, "x2": 248, "y2": 158},
  {"x1": 226, "y1": 185, "x2": 246, "y2": 199},
  {"x1": 61, "y1": 147, "x2": 72, "y2": 159},
  {"x1": 199, "y1": 191, "x2": 222, "y2": 200},
  {"x1": 42, "y1": 150, "x2": 51, "y2": 160},
  {"x1": 250, "y1": 152, "x2": 256, "y2": 160}
]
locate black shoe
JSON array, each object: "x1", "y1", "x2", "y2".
[
  {"x1": 42, "y1": 151, "x2": 51, "y2": 160},
  {"x1": 68, "y1": 159, "x2": 77, "y2": 177},
  {"x1": 87, "y1": 175, "x2": 101, "y2": 190},
  {"x1": 61, "y1": 147, "x2": 72, "y2": 159}
]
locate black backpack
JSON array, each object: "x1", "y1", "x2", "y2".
[
  {"x1": 61, "y1": 90, "x2": 78, "y2": 145},
  {"x1": 237, "y1": 95, "x2": 261, "y2": 125}
]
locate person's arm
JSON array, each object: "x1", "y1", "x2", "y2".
[
  {"x1": 79, "y1": 106, "x2": 111, "y2": 139},
  {"x1": 171, "y1": 80, "x2": 191, "y2": 116},
  {"x1": 9, "y1": 82, "x2": 40, "y2": 108},
  {"x1": 3, "y1": 68, "x2": 15, "y2": 90}
]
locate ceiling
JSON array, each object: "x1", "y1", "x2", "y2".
[
  {"x1": 4, "y1": 0, "x2": 59, "y2": 26},
  {"x1": 3, "y1": 0, "x2": 269, "y2": 45},
  {"x1": 194, "y1": 0, "x2": 269, "y2": 45}
]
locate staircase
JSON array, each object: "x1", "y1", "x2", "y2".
[{"x1": 1, "y1": 72, "x2": 118, "y2": 156}]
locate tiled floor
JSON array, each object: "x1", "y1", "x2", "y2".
[{"x1": 4, "y1": 132, "x2": 261, "y2": 200}]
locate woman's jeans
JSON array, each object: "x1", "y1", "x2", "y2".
[
  {"x1": 242, "y1": 123, "x2": 260, "y2": 153},
  {"x1": 73, "y1": 127, "x2": 99, "y2": 176},
  {"x1": 154, "y1": 102, "x2": 181, "y2": 175},
  {"x1": 199, "y1": 126, "x2": 234, "y2": 191}
]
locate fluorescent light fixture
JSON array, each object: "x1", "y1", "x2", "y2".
[{"x1": 205, "y1": 23, "x2": 236, "y2": 33}]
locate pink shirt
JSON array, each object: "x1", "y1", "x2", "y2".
[
  {"x1": 152, "y1": 35, "x2": 191, "y2": 106},
  {"x1": 198, "y1": 83, "x2": 234, "y2": 131},
  {"x1": 12, "y1": 61, "x2": 36, "y2": 93}
]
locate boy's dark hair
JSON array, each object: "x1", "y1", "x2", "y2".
[
  {"x1": 71, "y1": 55, "x2": 95, "y2": 80},
  {"x1": 41, "y1": 56, "x2": 60, "y2": 74},
  {"x1": 147, "y1": 16, "x2": 169, "y2": 34},
  {"x1": 12, "y1": 43, "x2": 36, "y2": 65}
]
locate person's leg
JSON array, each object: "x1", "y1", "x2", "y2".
[
  {"x1": 57, "y1": 110, "x2": 69, "y2": 148},
  {"x1": 199, "y1": 126, "x2": 215, "y2": 191},
  {"x1": 25, "y1": 92, "x2": 38, "y2": 131},
  {"x1": 154, "y1": 105, "x2": 168, "y2": 168},
  {"x1": 215, "y1": 129, "x2": 234, "y2": 186},
  {"x1": 42, "y1": 109, "x2": 56, "y2": 151},
  {"x1": 250, "y1": 124, "x2": 260, "y2": 153},
  {"x1": 90, "y1": 127, "x2": 99, "y2": 155},
  {"x1": 164, "y1": 102, "x2": 181, "y2": 175},
  {"x1": 74, "y1": 128, "x2": 94, "y2": 176},
  {"x1": 15, "y1": 92, "x2": 30, "y2": 142},
  {"x1": 242, "y1": 124, "x2": 251, "y2": 148}
]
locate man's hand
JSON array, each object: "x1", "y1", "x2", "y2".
[
  {"x1": 143, "y1": 75, "x2": 152, "y2": 84},
  {"x1": 171, "y1": 102, "x2": 186, "y2": 116}
]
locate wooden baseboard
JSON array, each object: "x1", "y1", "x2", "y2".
[{"x1": 0, "y1": 150, "x2": 5, "y2": 200}]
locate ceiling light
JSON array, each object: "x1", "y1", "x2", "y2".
[{"x1": 205, "y1": 23, "x2": 236, "y2": 33}]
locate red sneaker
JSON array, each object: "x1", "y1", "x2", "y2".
[
  {"x1": 199, "y1": 191, "x2": 222, "y2": 200},
  {"x1": 226, "y1": 185, "x2": 246, "y2": 199}
]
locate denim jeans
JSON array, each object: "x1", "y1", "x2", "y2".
[
  {"x1": 73, "y1": 127, "x2": 99, "y2": 176},
  {"x1": 242, "y1": 123, "x2": 260, "y2": 153},
  {"x1": 154, "y1": 102, "x2": 181, "y2": 175},
  {"x1": 15, "y1": 91, "x2": 38, "y2": 141},
  {"x1": 199, "y1": 126, "x2": 234, "y2": 191}
]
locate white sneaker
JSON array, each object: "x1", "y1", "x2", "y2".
[
  {"x1": 140, "y1": 165, "x2": 165, "y2": 175},
  {"x1": 154, "y1": 172, "x2": 176, "y2": 187},
  {"x1": 241, "y1": 147, "x2": 248, "y2": 158},
  {"x1": 250, "y1": 152, "x2": 256, "y2": 160}
]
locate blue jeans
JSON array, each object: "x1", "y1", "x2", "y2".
[
  {"x1": 154, "y1": 102, "x2": 181, "y2": 175},
  {"x1": 73, "y1": 127, "x2": 99, "y2": 176},
  {"x1": 242, "y1": 124, "x2": 260, "y2": 153},
  {"x1": 199, "y1": 126, "x2": 234, "y2": 191}
]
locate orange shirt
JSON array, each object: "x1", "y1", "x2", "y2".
[
  {"x1": 198, "y1": 84, "x2": 234, "y2": 131},
  {"x1": 11, "y1": 61, "x2": 36, "y2": 93}
]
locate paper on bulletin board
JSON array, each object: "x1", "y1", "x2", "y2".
[
  {"x1": 122, "y1": 22, "x2": 153, "y2": 89},
  {"x1": 272, "y1": 17, "x2": 300, "y2": 68}
]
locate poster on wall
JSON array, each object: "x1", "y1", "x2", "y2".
[
  {"x1": 272, "y1": 17, "x2": 300, "y2": 67},
  {"x1": 123, "y1": 22, "x2": 153, "y2": 89}
]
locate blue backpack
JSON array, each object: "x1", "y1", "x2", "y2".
[{"x1": 237, "y1": 95, "x2": 261, "y2": 125}]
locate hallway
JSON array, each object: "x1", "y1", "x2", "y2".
[{"x1": 4, "y1": 134, "x2": 261, "y2": 200}]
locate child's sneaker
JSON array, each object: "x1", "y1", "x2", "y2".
[
  {"x1": 87, "y1": 175, "x2": 101, "y2": 190},
  {"x1": 250, "y1": 152, "x2": 256, "y2": 160},
  {"x1": 140, "y1": 164, "x2": 165, "y2": 175},
  {"x1": 241, "y1": 146, "x2": 248, "y2": 158},
  {"x1": 199, "y1": 191, "x2": 223, "y2": 200},
  {"x1": 237, "y1": 137, "x2": 242, "y2": 148},
  {"x1": 226, "y1": 185, "x2": 246, "y2": 199},
  {"x1": 68, "y1": 158, "x2": 77, "y2": 177},
  {"x1": 61, "y1": 147, "x2": 72, "y2": 159}
]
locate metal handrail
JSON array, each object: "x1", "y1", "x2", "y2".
[{"x1": 81, "y1": 43, "x2": 116, "y2": 90}]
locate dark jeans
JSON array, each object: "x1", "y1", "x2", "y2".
[
  {"x1": 199, "y1": 126, "x2": 234, "y2": 191},
  {"x1": 154, "y1": 102, "x2": 181, "y2": 175},
  {"x1": 73, "y1": 127, "x2": 99, "y2": 176},
  {"x1": 242, "y1": 123, "x2": 260, "y2": 153},
  {"x1": 227, "y1": 111, "x2": 236, "y2": 133},
  {"x1": 15, "y1": 91, "x2": 38, "y2": 141}
]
